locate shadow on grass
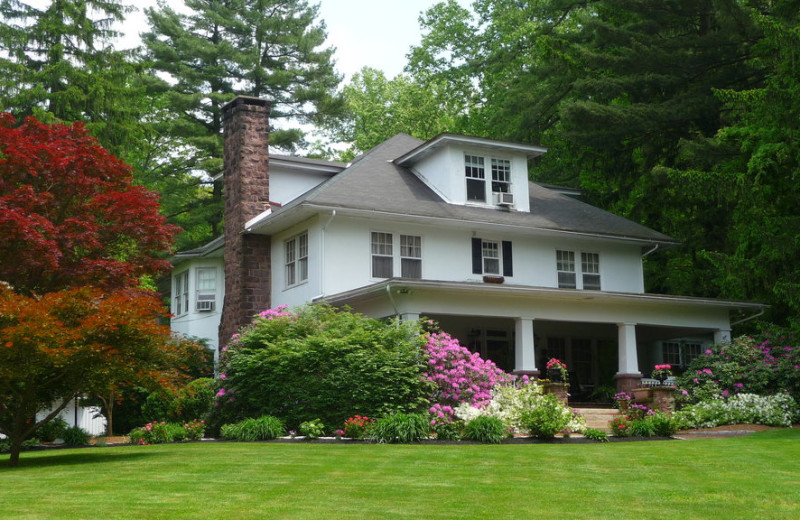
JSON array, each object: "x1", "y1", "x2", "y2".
[{"x1": 1, "y1": 448, "x2": 157, "y2": 470}]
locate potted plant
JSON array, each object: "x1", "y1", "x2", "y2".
[
  {"x1": 545, "y1": 358, "x2": 569, "y2": 383},
  {"x1": 614, "y1": 392, "x2": 632, "y2": 411},
  {"x1": 651, "y1": 364, "x2": 673, "y2": 386}
]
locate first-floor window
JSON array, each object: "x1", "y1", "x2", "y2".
[
  {"x1": 556, "y1": 250, "x2": 576, "y2": 289},
  {"x1": 371, "y1": 232, "x2": 393, "y2": 278},
  {"x1": 663, "y1": 342, "x2": 681, "y2": 366},
  {"x1": 662, "y1": 341, "x2": 704, "y2": 367},
  {"x1": 285, "y1": 232, "x2": 309, "y2": 287},
  {"x1": 400, "y1": 234, "x2": 422, "y2": 278},
  {"x1": 174, "y1": 270, "x2": 189, "y2": 315}
]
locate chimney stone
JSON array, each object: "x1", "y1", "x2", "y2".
[{"x1": 219, "y1": 96, "x2": 272, "y2": 350}]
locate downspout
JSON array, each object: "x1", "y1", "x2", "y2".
[
  {"x1": 730, "y1": 308, "x2": 765, "y2": 327},
  {"x1": 642, "y1": 243, "x2": 659, "y2": 257},
  {"x1": 385, "y1": 284, "x2": 401, "y2": 325}
]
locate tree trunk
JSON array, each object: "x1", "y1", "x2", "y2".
[{"x1": 7, "y1": 434, "x2": 23, "y2": 467}]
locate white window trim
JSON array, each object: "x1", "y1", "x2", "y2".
[
  {"x1": 464, "y1": 153, "x2": 513, "y2": 207},
  {"x1": 174, "y1": 270, "x2": 190, "y2": 316},
  {"x1": 285, "y1": 231, "x2": 309, "y2": 289},
  {"x1": 370, "y1": 231, "x2": 423, "y2": 280},
  {"x1": 481, "y1": 240, "x2": 502, "y2": 275},
  {"x1": 556, "y1": 250, "x2": 601, "y2": 290}
]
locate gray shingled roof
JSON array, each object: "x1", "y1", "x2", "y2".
[{"x1": 266, "y1": 133, "x2": 676, "y2": 245}]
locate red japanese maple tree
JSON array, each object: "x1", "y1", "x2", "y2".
[{"x1": 0, "y1": 113, "x2": 178, "y2": 293}]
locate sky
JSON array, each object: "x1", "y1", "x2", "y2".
[{"x1": 109, "y1": 0, "x2": 471, "y2": 81}]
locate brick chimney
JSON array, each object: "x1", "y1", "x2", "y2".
[{"x1": 219, "y1": 96, "x2": 272, "y2": 349}]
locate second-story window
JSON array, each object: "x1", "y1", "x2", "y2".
[
  {"x1": 400, "y1": 234, "x2": 422, "y2": 278},
  {"x1": 465, "y1": 154, "x2": 486, "y2": 202},
  {"x1": 285, "y1": 232, "x2": 308, "y2": 287},
  {"x1": 557, "y1": 250, "x2": 600, "y2": 290},
  {"x1": 491, "y1": 158, "x2": 511, "y2": 194},
  {"x1": 581, "y1": 252, "x2": 600, "y2": 290},
  {"x1": 371, "y1": 232, "x2": 393, "y2": 278},
  {"x1": 482, "y1": 240, "x2": 501, "y2": 275},
  {"x1": 556, "y1": 250, "x2": 576, "y2": 289}
]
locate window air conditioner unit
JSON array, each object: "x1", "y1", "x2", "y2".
[
  {"x1": 196, "y1": 297, "x2": 215, "y2": 312},
  {"x1": 494, "y1": 192, "x2": 514, "y2": 206}
]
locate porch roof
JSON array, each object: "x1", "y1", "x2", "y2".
[{"x1": 315, "y1": 279, "x2": 766, "y2": 324}]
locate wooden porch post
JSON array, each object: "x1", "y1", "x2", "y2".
[{"x1": 513, "y1": 317, "x2": 539, "y2": 377}]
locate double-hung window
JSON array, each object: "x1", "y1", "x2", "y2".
[
  {"x1": 556, "y1": 250, "x2": 600, "y2": 290},
  {"x1": 285, "y1": 232, "x2": 308, "y2": 287},
  {"x1": 174, "y1": 271, "x2": 189, "y2": 315},
  {"x1": 372, "y1": 232, "x2": 423, "y2": 279},
  {"x1": 195, "y1": 268, "x2": 217, "y2": 311},
  {"x1": 465, "y1": 155, "x2": 486, "y2": 202},
  {"x1": 556, "y1": 250, "x2": 577, "y2": 289},
  {"x1": 400, "y1": 235, "x2": 422, "y2": 278},
  {"x1": 491, "y1": 158, "x2": 511, "y2": 194},
  {"x1": 472, "y1": 238, "x2": 513, "y2": 277},
  {"x1": 581, "y1": 252, "x2": 600, "y2": 290},
  {"x1": 371, "y1": 232, "x2": 394, "y2": 278}
]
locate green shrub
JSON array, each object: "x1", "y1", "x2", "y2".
[
  {"x1": 299, "y1": 419, "x2": 325, "y2": 439},
  {"x1": 432, "y1": 420, "x2": 463, "y2": 441},
  {"x1": 650, "y1": 413, "x2": 680, "y2": 437},
  {"x1": 141, "y1": 391, "x2": 176, "y2": 423},
  {"x1": 0, "y1": 438, "x2": 39, "y2": 453},
  {"x1": 183, "y1": 419, "x2": 206, "y2": 440},
  {"x1": 174, "y1": 378, "x2": 216, "y2": 421},
  {"x1": 582, "y1": 428, "x2": 609, "y2": 442},
  {"x1": 518, "y1": 394, "x2": 571, "y2": 439},
  {"x1": 370, "y1": 413, "x2": 431, "y2": 443},
  {"x1": 462, "y1": 416, "x2": 508, "y2": 444},
  {"x1": 217, "y1": 304, "x2": 432, "y2": 429},
  {"x1": 675, "y1": 393, "x2": 798, "y2": 428},
  {"x1": 342, "y1": 415, "x2": 374, "y2": 439},
  {"x1": 35, "y1": 418, "x2": 68, "y2": 442},
  {"x1": 628, "y1": 418, "x2": 656, "y2": 437},
  {"x1": 220, "y1": 416, "x2": 285, "y2": 441},
  {"x1": 62, "y1": 426, "x2": 90, "y2": 446}
]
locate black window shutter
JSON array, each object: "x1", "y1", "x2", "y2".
[
  {"x1": 471, "y1": 238, "x2": 482, "y2": 274},
  {"x1": 502, "y1": 241, "x2": 513, "y2": 277}
]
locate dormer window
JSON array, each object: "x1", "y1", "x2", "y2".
[
  {"x1": 491, "y1": 159, "x2": 511, "y2": 194},
  {"x1": 465, "y1": 155, "x2": 486, "y2": 202},
  {"x1": 465, "y1": 154, "x2": 512, "y2": 205}
]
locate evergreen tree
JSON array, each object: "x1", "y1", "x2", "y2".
[{"x1": 141, "y1": 0, "x2": 342, "y2": 245}]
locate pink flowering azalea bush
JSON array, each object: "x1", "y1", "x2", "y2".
[
  {"x1": 676, "y1": 334, "x2": 800, "y2": 404},
  {"x1": 424, "y1": 332, "x2": 513, "y2": 409}
]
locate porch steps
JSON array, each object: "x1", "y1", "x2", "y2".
[{"x1": 573, "y1": 407, "x2": 621, "y2": 432}]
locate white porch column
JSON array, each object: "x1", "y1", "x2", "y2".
[
  {"x1": 617, "y1": 322, "x2": 640, "y2": 374},
  {"x1": 714, "y1": 329, "x2": 731, "y2": 344},
  {"x1": 399, "y1": 312, "x2": 420, "y2": 323},
  {"x1": 514, "y1": 317, "x2": 537, "y2": 373}
]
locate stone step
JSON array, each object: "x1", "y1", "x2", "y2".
[{"x1": 572, "y1": 407, "x2": 621, "y2": 432}]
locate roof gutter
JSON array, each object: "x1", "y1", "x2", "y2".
[
  {"x1": 642, "y1": 243, "x2": 660, "y2": 257},
  {"x1": 730, "y1": 308, "x2": 766, "y2": 327}
]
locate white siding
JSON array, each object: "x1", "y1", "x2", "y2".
[{"x1": 170, "y1": 259, "x2": 225, "y2": 353}]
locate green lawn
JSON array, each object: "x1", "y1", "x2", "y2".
[{"x1": 2, "y1": 430, "x2": 799, "y2": 519}]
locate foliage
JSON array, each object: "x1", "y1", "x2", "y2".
[
  {"x1": 676, "y1": 336, "x2": 800, "y2": 404},
  {"x1": 0, "y1": 114, "x2": 178, "y2": 294},
  {"x1": 0, "y1": 286, "x2": 205, "y2": 466},
  {"x1": 609, "y1": 416, "x2": 630, "y2": 437},
  {"x1": 342, "y1": 415, "x2": 374, "y2": 440},
  {"x1": 675, "y1": 393, "x2": 798, "y2": 429},
  {"x1": 61, "y1": 426, "x2": 90, "y2": 447},
  {"x1": 369, "y1": 413, "x2": 431, "y2": 444},
  {"x1": 142, "y1": 378, "x2": 217, "y2": 424},
  {"x1": 518, "y1": 394, "x2": 572, "y2": 440},
  {"x1": 128, "y1": 420, "x2": 203, "y2": 445},
  {"x1": 183, "y1": 419, "x2": 206, "y2": 441},
  {"x1": 217, "y1": 304, "x2": 431, "y2": 429},
  {"x1": 454, "y1": 383, "x2": 584, "y2": 436},
  {"x1": 220, "y1": 416, "x2": 285, "y2": 442},
  {"x1": 0, "y1": 437, "x2": 38, "y2": 454},
  {"x1": 545, "y1": 358, "x2": 569, "y2": 383},
  {"x1": 627, "y1": 418, "x2": 656, "y2": 438},
  {"x1": 649, "y1": 413, "x2": 680, "y2": 438},
  {"x1": 35, "y1": 417, "x2": 68, "y2": 443},
  {"x1": 461, "y1": 416, "x2": 508, "y2": 444},
  {"x1": 582, "y1": 428, "x2": 609, "y2": 443},
  {"x1": 424, "y1": 331, "x2": 513, "y2": 409},
  {"x1": 298, "y1": 419, "x2": 325, "y2": 439}
]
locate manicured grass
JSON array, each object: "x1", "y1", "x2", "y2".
[{"x1": 3, "y1": 430, "x2": 800, "y2": 519}]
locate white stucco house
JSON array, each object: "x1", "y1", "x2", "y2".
[{"x1": 170, "y1": 96, "x2": 764, "y2": 396}]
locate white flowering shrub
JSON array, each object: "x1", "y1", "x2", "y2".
[
  {"x1": 676, "y1": 393, "x2": 799, "y2": 428},
  {"x1": 454, "y1": 383, "x2": 585, "y2": 435}
]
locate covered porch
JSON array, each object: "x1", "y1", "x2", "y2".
[{"x1": 318, "y1": 279, "x2": 764, "y2": 398}]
